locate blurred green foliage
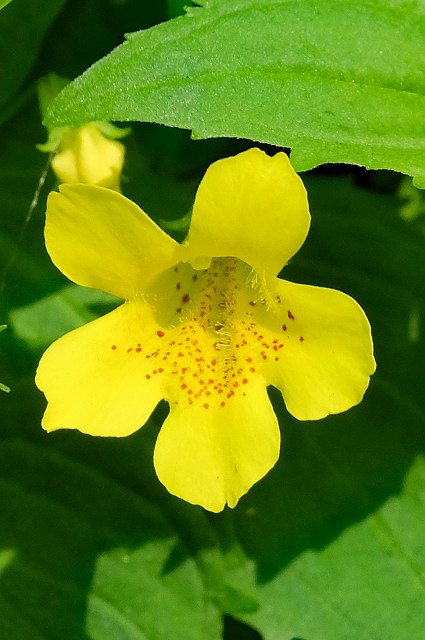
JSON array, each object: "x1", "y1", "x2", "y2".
[{"x1": 1, "y1": 1, "x2": 424, "y2": 639}]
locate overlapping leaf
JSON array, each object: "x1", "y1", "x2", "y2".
[{"x1": 46, "y1": 0, "x2": 425, "y2": 185}]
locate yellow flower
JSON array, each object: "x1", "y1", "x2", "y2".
[
  {"x1": 50, "y1": 123, "x2": 125, "y2": 191},
  {"x1": 36, "y1": 149, "x2": 376, "y2": 512}
]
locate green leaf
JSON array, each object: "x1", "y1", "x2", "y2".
[
  {"x1": 0, "y1": 0, "x2": 67, "y2": 109},
  {"x1": 45, "y1": 0, "x2": 425, "y2": 185},
  {"x1": 0, "y1": 1, "x2": 13, "y2": 10},
  {"x1": 237, "y1": 455, "x2": 425, "y2": 640}
]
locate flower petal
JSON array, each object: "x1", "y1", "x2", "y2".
[
  {"x1": 36, "y1": 301, "x2": 165, "y2": 436},
  {"x1": 187, "y1": 148, "x2": 310, "y2": 276},
  {"x1": 45, "y1": 185, "x2": 182, "y2": 299},
  {"x1": 154, "y1": 382, "x2": 280, "y2": 512},
  {"x1": 259, "y1": 279, "x2": 376, "y2": 420}
]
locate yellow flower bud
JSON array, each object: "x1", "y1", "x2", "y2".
[{"x1": 51, "y1": 123, "x2": 125, "y2": 191}]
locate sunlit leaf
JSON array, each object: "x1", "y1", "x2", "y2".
[
  {"x1": 46, "y1": 0, "x2": 425, "y2": 185},
  {"x1": 237, "y1": 454, "x2": 425, "y2": 640}
]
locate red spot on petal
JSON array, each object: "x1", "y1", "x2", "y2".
[
  {"x1": 242, "y1": 378, "x2": 248, "y2": 384},
  {"x1": 211, "y1": 358, "x2": 217, "y2": 366},
  {"x1": 300, "y1": 336, "x2": 304, "y2": 342},
  {"x1": 157, "y1": 330, "x2": 165, "y2": 338},
  {"x1": 220, "y1": 401, "x2": 226, "y2": 407},
  {"x1": 111, "y1": 344, "x2": 117, "y2": 350},
  {"x1": 282, "y1": 324, "x2": 287, "y2": 332},
  {"x1": 127, "y1": 347, "x2": 133, "y2": 353},
  {"x1": 181, "y1": 383, "x2": 187, "y2": 390},
  {"x1": 249, "y1": 301, "x2": 256, "y2": 307},
  {"x1": 250, "y1": 366, "x2": 256, "y2": 372},
  {"x1": 136, "y1": 347, "x2": 142, "y2": 352},
  {"x1": 288, "y1": 310, "x2": 295, "y2": 320},
  {"x1": 176, "y1": 282, "x2": 181, "y2": 290},
  {"x1": 182, "y1": 293, "x2": 190, "y2": 304},
  {"x1": 146, "y1": 374, "x2": 151, "y2": 379},
  {"x1": 203, "y1": 403, "x2": 209, "y2": 409}
]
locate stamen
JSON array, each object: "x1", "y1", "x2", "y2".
[{"x1": 133, "y1": 257, "x2": 289, "y2": 408}]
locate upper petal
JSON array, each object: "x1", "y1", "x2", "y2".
[
  {"x1": 187, "y1": 148, "x2": 310, "y2": 276},
  {"x1": 36, "y1": 301, "x2": 164, "y2": 436},
  {"x1": 259, "y1": 279, "x2": 376, "y2": 420},
  {"x1": 154, "y1": 379, "x2": 280, "y2": 512},
  {"x1": 45, "y1": 185, "x2": 183, "y2": 299}
]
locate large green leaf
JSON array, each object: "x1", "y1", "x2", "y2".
[
  {"x1": 45, "y1": 0, "x2": 425, "y2": 185},
  {"x1": 235, "y1": 455, "x2": 425, "y2": 640}
]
